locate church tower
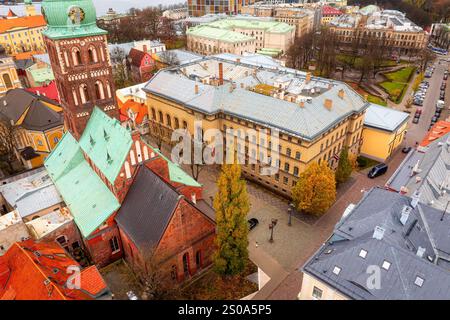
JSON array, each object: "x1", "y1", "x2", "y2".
[{"x1": 41, "y1": 0, "x2": 119, "y2": 139}]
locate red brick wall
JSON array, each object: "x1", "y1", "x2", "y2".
[
  {"x1": 38, "y1": 220, "x2": 83, "y2": 255},
  {"x1": 155, "y1": 199, "x2": 216, "y2": 281}
]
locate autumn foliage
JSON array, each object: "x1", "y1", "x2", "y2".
[{"x1": 292, "y1": 162, "x2": 336, "y2": 216}]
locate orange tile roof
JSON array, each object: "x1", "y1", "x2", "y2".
[
  {"x1": 119, "y1": 99, "x2": 148, "y2": 125},
  {"x1": 0, "y1": 15, "x2": 46, "y2": 33},
  {"x1": 420, "y1": 121, "x2": 450, "y2": 147},
  {"x1": 80, "y1": 266, "x2": 108, "y2": 297},
  {"x1": 14, "y1": 50, "x2": 45, "y2": 60},
  {"x1": 0, "y1": 240, "x2": 109, "y2": 300}
]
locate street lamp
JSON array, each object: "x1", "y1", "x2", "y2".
[{"x1": 269, "y1": 218, "x2": 278, "y2": 243}]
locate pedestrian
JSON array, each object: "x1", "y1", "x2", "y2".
[{"x1": 255, "y1": 241, "x2": 259, "y2": 248}]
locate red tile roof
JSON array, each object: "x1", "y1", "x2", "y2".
[
  {"x1": 0, "y1": 240, "x2": 109, "y2": 300},
  {"x1": 322, "y1": 5, "x2": 343, "y2": 16},
  {"x1": 0, "y1": 15, "x2": 46, "y2": 33},
  {"x1": 119, "y1": 99, "x2": 148, "y2": 125},
  {"x1": 128, "y1": 48, "x2": 153, "y2": 67},
  {"x1": 26, "y1": 80, "x2": 60, "y2": 103},
  {"x1": 420, "y1": 121, "x2": 450, "y2": 147},
  {"x1": 7, "y1": 9, "x2": 17, "y2": 18}
]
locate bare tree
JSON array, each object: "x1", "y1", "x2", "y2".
[
  {"x1": 286, "y1": 31, "x2": 314, "y2": 70},
  {"x1": 159, "y1": 50, "x2": 180, "y2": 66},
  {"x1": 0, "y1": 118, "x2": 19, "y2": 174}
]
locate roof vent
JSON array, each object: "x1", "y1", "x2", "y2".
[
  {"x1": 194, "y1": 84, "x2": 199, "y2": 94},
  {"x1": 338, "y1": 89, "x2": 345, "y2": 99},
  {"x1": 324, "y1": 99, "x2": 333, "y2": 110},
  {"x1": 400, "y1": 205, "x2": 411, "y2": 225},
  {"x1": 411, "y1": 190, "x2": 421, "y2": 208},
  {"x1": 416, "y1": 246, "x2": 425, "y2": 258},
  {"x1": 103, "y1": 129, "x2": 110, "y2": 141},
  {"x1": 373, "y1": 226, "x2": 385, "y2": 240},
  {"x1": 305, "y1": 72, "x2": 311, "y2": 83},
  {"x1": 89, "y1": 134, "x2": 95, "y2": 146}
]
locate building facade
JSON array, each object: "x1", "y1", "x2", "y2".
[
  {"x1": 0, "y1": 46, "x2": 22, "y2": 96},
  {"x1": 187, "y1": 18, "x2": 295, "y2": 56},
  {"x1": 0, "y1": 4, "x2": 47, "y2": 57},
  {"x1": 41, "y1": 0, "x2": 119, "y2": 140},
  {"x1": 143, "y1": 57, "x2": 368, "y2": 198},
  {"x1": 188, "y1": 0, "x2": 256, "y2": 17}
]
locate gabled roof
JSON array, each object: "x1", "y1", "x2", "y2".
[
  {"x1": 115, "y1": 166, "x2": 181, "y2": 249},
  {"x1": 420, "y1": 121, "x2": 450, "y2": 147},
  {"x1": 128, "y1": 48, "x2": 151, "y2": 67},
  {"x1": 26, "y1": 80, "x2": 60, "y2": 103},
  {"x1": 302, "y1": 188, "x2": 450, "y2": 300},
  {"x1": 364, "y1": 103, "x2": 409, "y2": 132},
  {"x1": 0, "y1": 240, "x2": 110, "y2": 300},
  {"x1": 45, "y1": 132, "x2": 120, "y2": 237},
  {"x1": 0, "y1": 89, "x2": 63, "y2": 131},
  {"x1": 119, "y1": 99, "x2": 148, "y2": 125},
  {"x1": 78, "y1": 107, "x2": 133, "y2": 185},
  {"x1": 0, "y1": 15, "x2": 45, "y2": 33}
]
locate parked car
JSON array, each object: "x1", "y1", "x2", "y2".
[
  {"x1": 440, "y1": 91, "x2": 446, "y2": 100},
  {"x1": 248, "y1": 218, "x2": 259, "y2": 230},
  {"x1": 432, "y1": 116, "x2": 438, "y2": 123},
  {"x1": 441, "y1": 83, "x2": 447, "y2": 90},
  {"x1": 437, "y1": 100, "x2": 445, "y2": 109},
  {"x1": 415, "y1": 109, "x2": 422, "y2": 115},
  {"x1": 127, "y1": 291, "x2": 139, "y2": 300},
  {"x1": 413, "y1": 117, "x2": 420, "y2": 124},
  {"x1": 368, "y1": 164, "x2": 388, "y2": 179},
  {"x1": 445, "y1": 74, "x2": 448, "y2": 80}
]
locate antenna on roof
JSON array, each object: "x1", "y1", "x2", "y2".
[{"x1": 440, "y1": 201, "x2": 450, "y2": 222}]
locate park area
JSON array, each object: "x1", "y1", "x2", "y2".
[{"x1": 379, "y1": 66, "x2": 416, "y2": 103}]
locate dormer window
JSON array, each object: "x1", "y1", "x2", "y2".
[
  {"x1": 89, "y1": 134, "x2": 95, "y2": 146},
  {"x1": 414, "y1": 276, "x2": 424, "y2": 287},
  {"x1": 359, "y1": 249, "x2": 367, "y2": 259},
  {"x1": 107, "y1": 151, "x2": 113, "y2": 164},
  {"x1": 382, "y1": 260, "x2": 391, "y2": 271},
  {"x1": 104, "y1": 129, "x2": 110, "y2": 141},
  {"x1": 332, "y1": 266, "x2": 341, "y2": 275}
]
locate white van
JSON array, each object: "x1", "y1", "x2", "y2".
[{"x1": 436, "y1": 100, "x2": 445, "y2": 109}]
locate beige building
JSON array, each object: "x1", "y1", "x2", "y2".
[
  {"x1": 241, "y1": 4, "x2": 315, "y2": 38},
  {"x1": 187, "y1": 18, "x2": 295, "y2": 57},
  {"x1": 143, "y1": 57, "x2": 368, "y2": 198},
  {"x1": 0, "y1": 46, "x2": 22, "y2": 96},
  {"x1": 329, "y1": 7, "x2": 428, "y2": 54}
]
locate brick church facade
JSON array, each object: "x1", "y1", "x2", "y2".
[{"x1": 42, "y1": 0, "x2": 216, "y2": 281}]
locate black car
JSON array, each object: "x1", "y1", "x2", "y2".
[
  {"x1": 412, "y1": 117, "x2": 420, "y2": 124},
  {"x1": 402, "y1": 147, "x2": 412, "y2": 154},
  {"x1": 248, "y1": 218, "x2": 259, "y2": 230},
  {"x1": 432, "y1": 116, "x2": 438, "y2": 123},
  {"x1": 368, "y1": 163, "x2": 388, "y2": 179}
]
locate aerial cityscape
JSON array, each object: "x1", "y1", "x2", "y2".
[{"x1": 0, "y1": 0, "x2": 448, "y2": 306}]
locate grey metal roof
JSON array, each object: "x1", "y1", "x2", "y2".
[
  {"x1": 155, "y1": 49, "x2": 203, "y2": 65},
  {"x1": 0, "y1": 169, "x2": 63, "y2": 218},
  {"x1": 364, "y1": 103, "x2": 409, "y2": 132},
  {"x1": 115, "y1": 166, "x2": 181, "y2": 250},
  {"x1": 386, "y1": 133, "x2": 450, "y2": 212},
  {"x1": 144, "y1": 57, "x2": 368, "y2": 141},
  {"x1": 302, "y1": 187, "x2": 450, "y2": 300}
]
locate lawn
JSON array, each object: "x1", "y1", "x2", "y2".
[
  {"x1": 379, "y1": 66, "x2": 415, "y2": 103},
  {"x1": 367, "y1": 94, "x2": 388, "y2": 106},
  {"x1": 180, "y1": 260, "x2": 258, "y2": 300}
]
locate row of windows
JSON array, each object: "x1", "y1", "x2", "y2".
[{"x1": 150, "y1": 107, "x2": 188, "y2": 130}]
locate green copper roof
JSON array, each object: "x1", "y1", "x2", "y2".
[
  {"x1": 41, "y1": 0, "x2": 107, "y2": 39},
  {"x1": 206, "y1": 18, "x2": 295, "y2": 34},
  {"x1": 45, "y1": 132, "x2": 120, "y2": 237},
  {"x1": 79, "y1": 107, "x2": 133, "y2": 185},
  {"x1": 187, "y1": 25, "x2": 254, "y2": 43},
  {"x1": 145, "y1": 144, "x2": 202, "y2": 188},
  {"x1": 27, "y1": 66, "x2": 54, "y2": 84}
]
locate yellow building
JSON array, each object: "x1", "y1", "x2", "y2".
[
  {"x1": 143, "y1": 57, "x2": 368, "y2": 198},
  {"x1": 0, "y1": 89, "x2": 64, "y2": 169},
  {"x1": 0, "y1": 45, "x2": 22, "y2": 96},
  {"x1": 360, "y1": 103, "x2": 409, "y2": 162},
  {"x1": 0, "y1": 5, "x2": 47, "y2": 57}
]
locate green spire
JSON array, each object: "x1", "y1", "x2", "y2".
[{"x1": 41, "y1": 0, "x2": 107, "y2": 40}]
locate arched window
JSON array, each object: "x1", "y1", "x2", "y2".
[
  {"x1": 88, "y1": 46, "x2": 98, "y2": 63},
  {"x1": 151, "y1": 108, "x2": 156, "y2": 120},
  {"x1": 72, "y1": 88, "x2": 79, "y2": 106},
  {"x1": 94, "y1": 80, "x2": 105, "y2": 100},
  {"x1": 72, "y1": 47, "x2": 82, "y2": 66},
  {"x1": 166, "y1": 114, "x2": 172, "y2": 127},
  {"x1": 79, "y1": 84, "x2": 89, "y2": 104},
  {"x1": 2, "y1": 73, "x2": 12, "y2": 89},
  {"x1": 106, "y1": 81, "x2": 112, "y2": 98},
  {"x1": 195, "y1": 250, "x2": 202, "y2": 268}
]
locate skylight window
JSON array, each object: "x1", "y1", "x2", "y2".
[
  {"x1": 414, "y1": 276, "x2": 424, "y2": 287},
  {"x1": 382, "y1": 260, "x2": 391, "y2": 270},
  {"x1": 332, "y1": 266, "x2": 341, "y2": 275},
  {"x1": 359, "y1": 249, "x2": 367, "y2": 259}
]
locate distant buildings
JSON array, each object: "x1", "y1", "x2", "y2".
[
  {"x1": 144, "y1": 56, "x2": 368, "y2": 197},
  {"x1": 241, "y1": 3, "x2": 315, "y2": 38},
  {"x1": 360, "y1": 103, "x2": 409, "y2": 162},
  {"x1": 299, "y1": 187, "x2": 450, "y2": 300},
  {"x1": 320, "y1": 5, "x2": 343, "y2": 26},
  {"x1": 328, "y1": 6, "x2": 428, "y2": 55},
  {"x1": 187, "y1": 18, "x2": 295, "y2": 56},
  {"x1": 187, "y1": 0, "x2": 256, "y2": 17},
  {"x1": 0, "y1": 2, "x2": 46, "y2": 58},
  {"x1": 97, "y1": 7, "x2": 129, "y2": 26},
  {"x1": 163, "y1": 7, "x2": 189, "y2": 20}
]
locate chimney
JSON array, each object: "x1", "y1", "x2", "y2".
[
  {"x1": 191, "y1": 193, "x2": 197, "y2": 204},
  {"x1": 372, "y1": 226, "x2": 385, "y2": 240},
  {"x1": 218, "y1": 62, "x2": 224, "y2": 85},
  {"x1": 236, "y1": 58, "x2": 241, "y2": 64},
  {"x1": 324, "y1": 99, "x2": 333, "y2": 110},
  {"x1": 411, "y1": 190, "x2": 421, "y2": 208},
  {"x1": 240, "y1": 82, "x2": 244, "y2": 88},
  {"x1": 299, "y1": 101, "x2": 305, "y2": 108},
  {"x1": 416, "y1": 246, "x2": 425, "y2": 258},
  {"x1": 143, "y1": 44, "x2": 148, "y2": 52},
  {"x1": 36, "y1": 90, "x2": 40, "y2": 96},
  {"x1": 363, "y1": 93, "x2": 369, "y2": 101},
  {"x1": 338, "y1": 89, "x2": 345, "y2": 99},
  {"x1": 400, "y1": 205, "x2": 411, "y2": 225},
  {"x1": 305, "y1": 72, "x2": 311, "y2": 83},
  {"x1": 194, "y1": 84, "x2": 199, "y2": 94}
]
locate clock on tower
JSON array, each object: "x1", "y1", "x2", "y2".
[{"x1": 41, "y1": 0, "x2": 119, "y2": 140}]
